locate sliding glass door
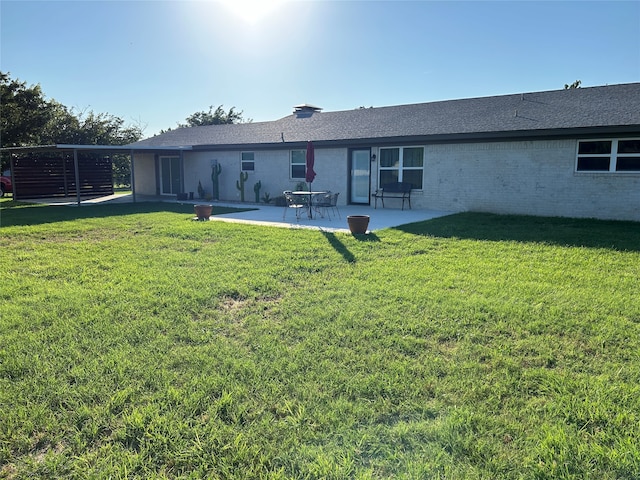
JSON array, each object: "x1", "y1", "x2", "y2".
[
  {"x1": 350, "y1": 149, "x2": 371, "y2": 204},
  {"x1": 160, "y1": 156, "x2": 181, "y2": 195}
]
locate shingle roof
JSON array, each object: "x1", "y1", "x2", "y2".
[{"x1": 131, "y1": 83, "x2": 640, "y2": 149}]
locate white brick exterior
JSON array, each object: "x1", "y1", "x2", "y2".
[
  {"x1": 417, "y1": 139, "x2": 639, "y2": 221},
  {"x1": 180, "y1": 148, "x2": 347, "y2": 203},
  {"x1": 132, "y1": 153, "x2": 156, "y2": 194},
  {"x1": 133, "y1": 138, "x2": 640, "y2": 222}
]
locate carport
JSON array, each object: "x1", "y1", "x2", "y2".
[{"x1": 1, "y1": 144, "x2": 189, "y2": 206}]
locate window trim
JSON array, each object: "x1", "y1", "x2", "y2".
[
  {"x1": 378, "y1": 145, "x2": 425, "y2": 189},
  {"x1": 290, "y1": 149, "x2": 306, "y2": 180},
  {"x1": 241, "y1": 151, "x2": 255, "y2": 172},
  {"x1": 576, "y1": 138, "x2": 640, "y2": 174}
]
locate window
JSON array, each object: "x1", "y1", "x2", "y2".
[
  {"x1": 617, "y1": 140, "x2": 640, "y2": 171},
  {"x1": 241, "y1": 152, "x2": 255, "y2": 172},
  {"x1": 576, "y1": 139, "x2": 640, "y2": 172},
  {"x1": 290, "y1": 149, "x2": 306, "y2": 179},
  {"x1": 379, "y1": 146, "x2": 424, "y2": 188}
]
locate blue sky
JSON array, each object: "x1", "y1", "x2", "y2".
[{"x1": 2, "y1": 0, "x2": 639, "y2": 137}]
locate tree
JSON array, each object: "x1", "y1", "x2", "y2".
[
  {"x1": 1, "y1": 71, "x2": 143, "y2": 147},
  {"x1": 159, "y1": 105, "x2": 249, "y2": 134},
  {"x1": 1, "y1": 71, "x2": 143, "y2": 182},
  {"x1": 179, "y1": 105, "x2": 246, "y2": 127},
  {"x1": 1, "y1": 72, "x2": 53, "y2": 148},
  {"x1": 564, "y1": 80, "x2": 582, "y2": 89},
  {"x1": 61, "y1": 109, "x2": 142, "y2": 146}
]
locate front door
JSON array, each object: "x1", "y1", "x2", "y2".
[
  {"x1": 349, "y1": 149, "x2": 371, "y2": 204},
  {"x1": 160, "y1": 156, "x2": 181, "y2": 195}
]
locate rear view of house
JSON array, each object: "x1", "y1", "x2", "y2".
[{"x1": 129, "y1": 83, "x2": 640, "y2": 222}]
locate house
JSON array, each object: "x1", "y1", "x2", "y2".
[{"x1": 130, "y1": 83, "x2": 640, "y2": 221}]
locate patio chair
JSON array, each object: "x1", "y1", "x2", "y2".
[
  {"x1": 327, "y1": 192, "x2": 341, "y2": 219},
  {"x1": 283, "y1": 191, "x2": 306, "y2": 221},
  {"x1": 312, "y1": 192, "x2": 340, "y2": 219},
  {"x1": 312, "y1": 192, "x2": 332, "y2": 219}
]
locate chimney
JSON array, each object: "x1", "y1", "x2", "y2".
[{"x1": 293, "y1": 104, "x2": 322, "y2": 118}]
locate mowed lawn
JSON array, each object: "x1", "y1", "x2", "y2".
[{"x1": 1, "y1": 200, "x2": 639, "y2": 479}]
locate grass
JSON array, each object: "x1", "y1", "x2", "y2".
[{"x1": 1, "y1": 199, "x2": 639, "y2": 479}]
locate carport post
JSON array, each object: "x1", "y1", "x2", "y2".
[
  {"x1": 73, "y1": 149, "x2": 81, "y2": 206},
  {"x1": 9, "y1": 153, "x2": 18, "y2": 200},
  {"x1": 180, "y1": 149, "x2": 185, "y2": 194},
  {"x1": 130, "y1": 149, "x2": 136, "y2": 203}
]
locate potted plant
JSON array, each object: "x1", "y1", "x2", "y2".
[
  {"x1": 347, "y1": 215, "x2": 370, "y2": 234},
  {"x1": 194, "y1": 204, "x2": 213, "y2": 221}
]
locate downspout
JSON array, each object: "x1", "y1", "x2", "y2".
[{"x1": 74, "y1": 149, "x2": 81, "y2": 206}]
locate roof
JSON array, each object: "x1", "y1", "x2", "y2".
[
  {"x1": 130, "y1": 83, "x2": 640, "y2": 150},
  {"x1": 0, "y1": 144, "x2": 191, "y2": 154}
]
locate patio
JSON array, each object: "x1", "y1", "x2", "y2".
[
  {"x1": 210, "y1": 201, "x2": 452, "y2": 233},
  {"x1": 33, "y1": 193, "x2": 454, "y2": 232}
]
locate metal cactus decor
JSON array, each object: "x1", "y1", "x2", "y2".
[
  {"x1": 211, "y1": 163, "x2": 222, "y2": 200},
  {"x1": 253, "y1": 180, "x2": 262, "y2": 203},
  {"x1": 236, "y1": 171, "x2": 248, "y2": 202}
]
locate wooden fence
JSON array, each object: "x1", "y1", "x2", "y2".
[{"x1": 11, "y1": 153, "x2": 113, "y2": 199}]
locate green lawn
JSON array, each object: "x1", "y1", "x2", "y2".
[{"x1": 1, "y1": 200, "x2": 639, "y2": 479}]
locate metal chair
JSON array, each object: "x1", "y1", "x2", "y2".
[
  {"x1": 283, "y1": 191, "x2": 306, "y2": 221},
  {"x1": 327, "y1": 192, "x2": 341, "y2": 219},
  {"x1": 312, "y1": 192, "x2": 332, "y2": 219},
  {"x1": 312, "y1": 192, "x2": 340, "y2": 219}
]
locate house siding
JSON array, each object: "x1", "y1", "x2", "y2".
[
  {"x1": 419, "y1": 139, "x2": 639, "y2": 221},
  {"x1": 132, "y1": 139, "x2": 639, "y2": 222},
  {"x1": 133, "y1": 153, "x2": 157, "y2": 195},
  {"x1": 184, "y1": 148, "x2": 348, "y2": 204}
]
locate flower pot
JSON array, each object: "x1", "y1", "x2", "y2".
[
  {"x1": 194, "y1": 204, "x2": 213, "y2": 221},
  {"x1": 347, "y1": 215, "x2": 370, "y2": 234}
]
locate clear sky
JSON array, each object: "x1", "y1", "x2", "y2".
[{"x1": 2, "y1": 0, "x2": 639, "y2": 137}]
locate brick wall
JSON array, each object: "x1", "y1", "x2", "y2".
[
  {"x1": 135, "y1": 139, "x2": 639, "y2": 222},
  {"x1": 186, "y1": 148, "x2": 347, "y2": 204},
  {"x1": 417, "y1": 139, "x2": 639, "y2": 222}
]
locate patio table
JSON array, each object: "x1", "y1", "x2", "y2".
[{"x1": 292, "y1": 191, "x2": 329, "y2": 218}]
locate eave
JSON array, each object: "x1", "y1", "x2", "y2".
[{"x1": 186, "y1": 124, "x2": 640, "y2": 152}]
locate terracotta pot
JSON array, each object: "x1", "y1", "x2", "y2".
[
  {"x1": 194, "y1": 204, "x2": 213, "y2": 221},
  {"x1": 347, "y1": 215, "x2": 370, "y2": 234}
]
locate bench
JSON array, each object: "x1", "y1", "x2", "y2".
[{"x1": 373, "y1": 182, "x2": 412, "y2": 210}]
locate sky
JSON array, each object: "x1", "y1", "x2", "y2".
[{"x1": 1, "y1": 0, "x2": 639, "y2": 137}]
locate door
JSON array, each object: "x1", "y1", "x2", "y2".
[
  {"x1": 160, "y1": 156, "x2": 181, "y2": 195},
  {"x1": 349, "y1": 149, "x2": 371, "y2": 204}
]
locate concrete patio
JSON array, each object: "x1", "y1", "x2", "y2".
[
  {"x1": 33, "y1": 193, "x2": 455, "y2": 232},
  {"x1": 209, "y1": 201, "x2": 453, "y2": 232}
]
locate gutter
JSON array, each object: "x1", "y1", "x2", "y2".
[{"x1": 188, "y1": 125, "x2": 640, "y2": 151}]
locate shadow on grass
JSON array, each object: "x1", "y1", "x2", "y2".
[
  {"x1": 321, "y1": 231, "x2": 356, "y2": 263},
  {"x1": 352, "y1": 232, "x2": 380, "y2": 242},
  {"x1": 321, "y1": 231, "x2": 381, "y2": 263},
  {"x1": 394, "y1": 212, "x2": 640, "y2": 252},
  {"x1": 0, "y1": 200, "x2": 255, "y2": 228}
]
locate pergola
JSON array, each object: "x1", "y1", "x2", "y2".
[{"x1": 1, "y1": 144, "x2": 190, "y2": 205}]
